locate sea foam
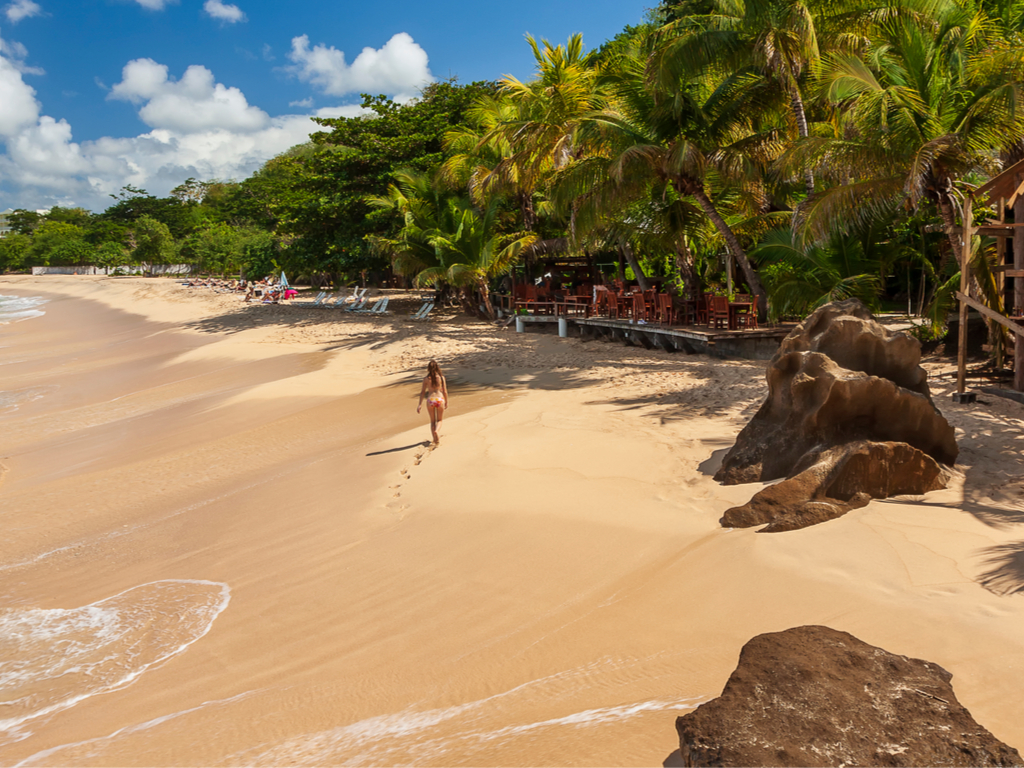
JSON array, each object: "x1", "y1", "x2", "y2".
[
  {"x1": 0, "y1": 580, "x2": 230, "y2": 744},
  {"x1": 0, "y1": 295, "x2": 47, "y2": 325}
]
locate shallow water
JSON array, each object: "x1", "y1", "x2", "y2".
[
  {"x1": 0, "y1": 295, "x2": 46, "y2": 325},
  {"x1": 0, "y1": 580, "x2": 230, "y2": 746}
]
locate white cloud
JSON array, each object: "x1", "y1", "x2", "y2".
[
  {"x1": 0, "y1": 42, "x2": 40, "y2": 136},
  {"x1": 289, "y1": 97, "x2": 313, "y2": 108},
  {"x1": 109, "y1": 58, "x2": 269, "y2": 133},
  {"x1": 0, "y1": 43, "x2": 373, "y2": 210},
  {"x1": 203, "y1": 0, "x2": 245, "y2": 24},
  {"x1": 5, "y1": 0, "x2": 42, "y2": 23},
  {"x1": 131, "y1": 0, "x2": 175, "y2": 9},
  {"x1": 286, "y1": 31, "x2": 432, "y2": 101}
]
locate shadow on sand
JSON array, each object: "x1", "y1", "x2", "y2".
[
  {"x1": 366, "y1": 442, "x2": 429, "y2": 457},
  {"x1": 920, "y1": 387, "x2": 1024, "y2": 595}
]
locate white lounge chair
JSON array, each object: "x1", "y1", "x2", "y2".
[
  {"x1": 293, "y1": 291, "x2": 327, "y2": 306},
  {"x1": 356, "y1": 297, "x2": 384, "y2": 313},
  {"x1": 411, "y1": 302, "x2": 434, "y2": 321},
  {"x1": 344, "y1": 296, "x2": 368, "y2": 312}
]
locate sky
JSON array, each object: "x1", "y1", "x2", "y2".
[{"x1": 0, "y1": 0, "x2": 650, "y2": 212}]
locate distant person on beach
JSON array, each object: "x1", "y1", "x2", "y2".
[{"x1": 417, "y1": 360, "x2": 448, "y2": 445}]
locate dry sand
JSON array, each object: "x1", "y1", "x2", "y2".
[{"x1": 1, "y1": 274, "x2": 1023, "y2": 766}]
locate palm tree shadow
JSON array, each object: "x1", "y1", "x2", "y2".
[{"x1": 977, "y1": 542, "x2": 1024, "y2": 596}]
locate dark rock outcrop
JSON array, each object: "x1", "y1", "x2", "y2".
[
  {"x1": 715, "y1": 299, "x2": 957, "y2": 487},
  {"x1": 676, "y1": 626, "x2": 1023, "y2": 767},
  {"x1": 722, "y1": 440, "x2": 949, "y2": 532}
]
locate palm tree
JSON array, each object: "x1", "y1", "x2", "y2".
[
  {"x1": 367, "y1": 169, "x2": 536, "y2": 318},
  {"x1": 652, "y1": 0, "x2": 824, "y2": 194},
  {"x1": 786, "y1": 4, "x2": 1024, "y2": 257},
  {"x1": 558, "y1": 28, "x2": 783, "y2": 311},
  {"x1": 752, "y1": 226, "x2": 894, "y2": 317}
]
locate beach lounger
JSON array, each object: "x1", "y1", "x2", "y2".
[
  {"x1": 292, "y1": 291, "x2": 327, "y2": 306},
  {"x1": 372, "y1": 296, "x2": 389, "y2": 314},
  {"x1": 344, "y1": 296, "x2": 368, "y2": 312},
  {"x1": 356, "y1": 297, "x2": 385, "y2": 314},
  {"x1": 411, "y1": 302, "x2": 434, "y2": 321}
]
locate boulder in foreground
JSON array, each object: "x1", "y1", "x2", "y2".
[{"x1": 676, "y1": 625, "x2": 1022, "y2": 767}]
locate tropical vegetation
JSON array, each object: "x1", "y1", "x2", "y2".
[{"x1": 5, "y1": 0, "x2": 1024, "y2": 346}]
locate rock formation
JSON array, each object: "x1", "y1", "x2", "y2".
[
  {"x1": 713, "y1": 299, "x2": 957, "y2": 531},
  {"x1": 721, "y1": 440, "x2": 949, "y2": 533},
  {"x1": 676, "y1": 626, "x2": 1023, "y2": 767}
]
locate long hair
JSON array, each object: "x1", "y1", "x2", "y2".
[{"x1": 427, "y1": 360, "x2": 442, "y2": 388}]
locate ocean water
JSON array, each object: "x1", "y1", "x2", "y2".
[
  {"x1": 0, "y1": 580, "x2": 231, "y2": 746},
  {"x1": 0, "y1": 295, "x2": 47, "y2": 325}
]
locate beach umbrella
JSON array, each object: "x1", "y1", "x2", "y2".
[{"x1": 280, "y1": 271, "x2": 289, "y2": 288}]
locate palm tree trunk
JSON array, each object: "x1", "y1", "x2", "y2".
[
  {"x1": 621, "y1": 242, "x2": 650, "y2": 290},
  {"x1": 674, "y1": 238, "x2": 698, "y2": 298},
  {"x1": 790, "y1": 86, "x2": 815, "y2": 196},
  {"x1": 935, "y1": 193, "x2": 962, "y2": 261},
  {"x1": 479, "y1": 277, "x2": 496, "y2": 320},
  {"x1": 689, "y1": 185, "x2": 768, "y2": 316},
  {"x1": 519, "y1": 193, "x2": 537, "y2": 231},
  {"x1": 1015, "y1": 180, "x2": 1024, "y2": 390}
]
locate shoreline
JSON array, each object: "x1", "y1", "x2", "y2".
[{"x1": 2, "y1": 275, "x2": 1024, "y2": 766}]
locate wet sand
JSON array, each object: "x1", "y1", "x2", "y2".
[{"x1": 2, "y1": 276, "x2": 1024, "y2": 766}]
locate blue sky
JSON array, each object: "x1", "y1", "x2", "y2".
[{"x1": 0, "y1": 0, "x2": 649, "y2": 211}]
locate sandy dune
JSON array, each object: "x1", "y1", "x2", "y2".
[{"x1": 1, "y1": 275, "x2": 1023, "y2": 766}]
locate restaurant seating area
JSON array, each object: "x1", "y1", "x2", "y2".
[{"x1": 495, "y1": 281, "x2": 762, "y2": 332}]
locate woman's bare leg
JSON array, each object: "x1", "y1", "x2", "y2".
[{"x1": 428, "y1": 406, "x2": 439, "y2": 444}]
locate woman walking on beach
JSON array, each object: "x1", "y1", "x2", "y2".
[{"x1": 417, "y1": 360, "x2": 448, "y2": 445}]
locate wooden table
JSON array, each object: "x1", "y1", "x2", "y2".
[{"x1": 728, "y1": 302, "x2": 754, "y2": 331}]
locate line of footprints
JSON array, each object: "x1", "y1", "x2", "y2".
[{"x1": 391, "y1": 443, "x2": 434, "y2": 498}]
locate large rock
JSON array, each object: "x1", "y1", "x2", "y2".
[
  {"x1": 715, "y1": 300, "x2": 957, "y2": 486},
  {"x1": 676, "y1": 626, "x2": 1023, "y2": 767},
  {"x1": 721, "y1": 440, "x2": 949, "y2": 532}
]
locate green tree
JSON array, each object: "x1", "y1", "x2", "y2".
[
  {"x1": 28, "y1": 221, "x2": 95, "y2": 266},
  {"x1": 131, "y1": 215, "x2": 177, "y2": 266},
  {"x1": 183, "y1": 221, "x2": 246, "y2": 275},
  {"x1": 0, "y1": 233, "x2": 31, "y2": 271},
  {"x1": 287, "y1": 80, "x2": 498, "y2": 281}
]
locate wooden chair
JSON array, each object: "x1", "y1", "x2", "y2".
[
  {"x1": 655, "y1": 293, "x2": 675, "y2": 325},
  {"x1": 632, "y1": 292, "x2": 648, "y2": 322},
  {"x1": 734, "y1": 295, "x2": 759, "y2": 330},
  {"x1": 611, "y1": 293, "x2": 630, "y2": 320},
  {"x1": 710, "y1": 295, "x2": 730, "y2": 329}
]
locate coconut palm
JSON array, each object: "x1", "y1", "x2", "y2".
[
  {"x1": 652, "y1": 0, "x2": 825, "y2": 194},
  {"x1": 786, "y1": 4, "x2": 1024, "y2": 256},
  {"x1": 367, "y1": 169, "x2": 536, "y2": 318},
  {"x1": 555, "y1": 28, "x2": 785, "y2": 311}
]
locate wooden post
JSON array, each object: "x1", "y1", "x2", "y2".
[
  {"x1": 1015, "y1": 174, "x2": 1024, "y2": 391},
  {"x1": 957, "y1": 194, "x2": 972, "y2": 393}
]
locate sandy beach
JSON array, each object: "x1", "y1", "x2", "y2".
[{"x1": 2, "y1": 275, "x2": 1024, "y2": 766}]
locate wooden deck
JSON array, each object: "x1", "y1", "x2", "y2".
[{"x1": 512, "y1": 315, "x2": 793, "y2": 360}]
